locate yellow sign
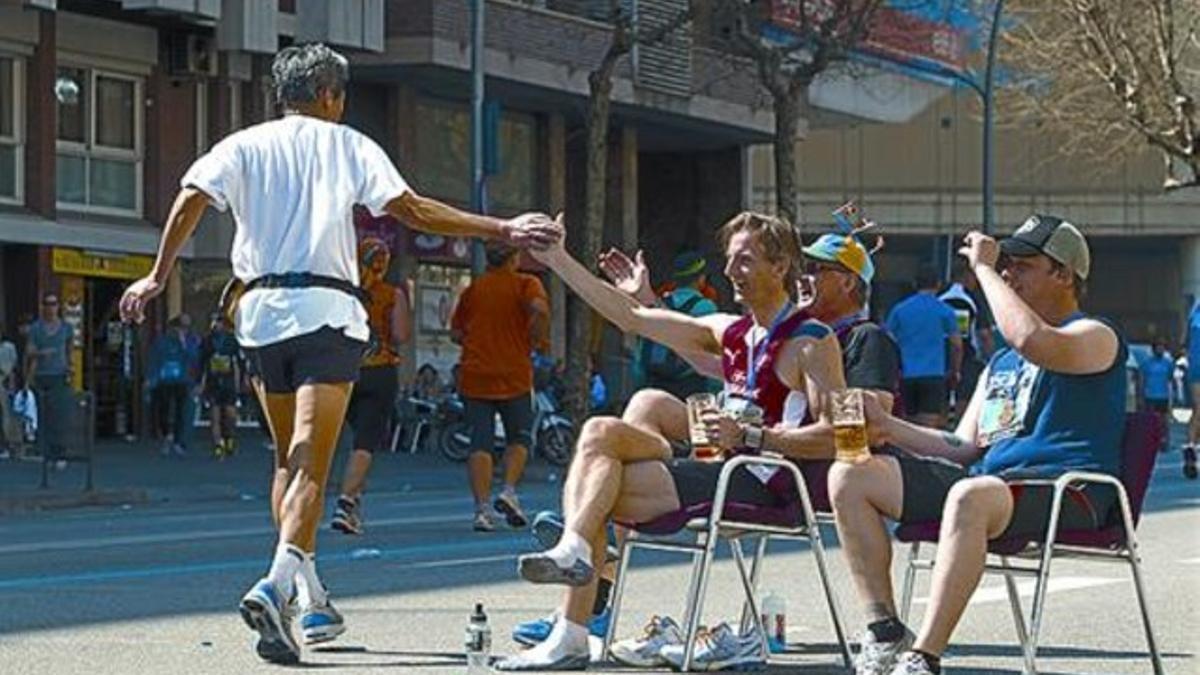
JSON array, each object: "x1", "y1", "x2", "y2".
[{"x1": 52, "y1": 248, "x2": 154, "y2": 280}]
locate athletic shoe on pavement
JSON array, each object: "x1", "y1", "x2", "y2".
[
  {"x1": 855, "y1": 627, "x2": 916, "y2": 675},
  {"x1": 659, "y1": 622, "x2": 766, "y2": 671},
  {"x1": 331, "y1": 496, "x2": 363, "y2": 536},
  {"x1": 239, "y1": 578, "x2": 301, "y2": 665},
  {"x1": 888, "y1": 651, "x2": 937, "y2": 675},
  {"x1": 300, "y1": 600, "x2": 346, "y2": 645},
  {"x1": 473, "y1": 509, "x2": 496, "y2": 532},
  {"x1": 611, "y1": 614, "x2": 685, "y2": 668},
  {"x1": 494, "y1": 490, "x2": 529, "y2": 529},
  {"x1": 1184, "y1": 445, "x2": 1198, "y2": 480},
  {"x1": 512, "y1": 607, "x2": 612, "y2": 647}
]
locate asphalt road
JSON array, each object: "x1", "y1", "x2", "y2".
[{"x1": 0, "y1": 444, "x2": 1197, "y2": 674}]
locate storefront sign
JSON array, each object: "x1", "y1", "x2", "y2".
[{"x1": 52, "y1": 248, "x2": 154, "y2": 280}]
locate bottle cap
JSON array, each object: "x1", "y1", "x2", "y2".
[{"x1": 472, "y1": 602, "x2": 486, "y2": 620}]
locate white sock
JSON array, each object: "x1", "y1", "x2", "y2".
[
  {"x1": 266, "y1": 542, "x2": 304, "y2": 598},
  {"x1": 511, "y1": 617, "x2": 588, "y2": 665},
  {"x1": 294, "y1": 552, "x2": 328, "y2": 607},
  {"x1": 544, "y1": 529, "x2": 592, "y2": 568},
  {"x1": 502, "y1": 484, "x2": 517, "y2": 497}
]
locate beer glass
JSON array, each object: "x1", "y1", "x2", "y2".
[
  {"x1": 830, "y1": 388, "x2": 869, "y2": 463},
  {"x1": 686, "y1": 393, "x2": 720, "y2": 461}
]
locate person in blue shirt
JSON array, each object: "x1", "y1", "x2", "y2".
[
  {"x1": 832, "y1": 215, "x2": 1126, "y2": 675},
  {"x1": 1138, "y1": 338, "x2": 1174, "y2": 452},
  {"x1": 1182, "y1": 303, "x2": 1200, "y2": 478},
  {"x1": 633, "y1": 250, "x2": 720, "y2": 399},
  {"x1": 886, "y1": 264, "x2": 962, "y2": 428}
]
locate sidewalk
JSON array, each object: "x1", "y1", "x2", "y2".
[{"x1": 0, "y1": 427, "x2": 561, "y2": 515}]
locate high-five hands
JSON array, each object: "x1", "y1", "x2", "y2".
[{"x1": 502, "y1": 212, "x2": 564, "y2": 251}]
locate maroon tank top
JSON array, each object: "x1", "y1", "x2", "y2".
[{"x1": 721, "y1": 306, "x2": 825, "y2": 426}]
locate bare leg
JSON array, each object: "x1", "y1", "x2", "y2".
[
  {"x1": 912, "y1": 476, "x2": 1014, "y2": 656},
  {"x1": 829, "y1": 456, "x2": 905, "y2": 621},
  {"x1": 622, "y1": 388, "x2": 688, "y2": 449},
  {"x1": 1189, "y1": 383, "x2": 1200, "y2": 446},
  {"x1": 339, "y1": 449, "x2": 373, "y2": 498},
  {"x1": 468, "y1": 450, "x2": 493, "y2": 507},
  {"x1": 276, "y1": 382, "x2": 353, "y2": 552},
  {"x1": 501, "y1": 443, "x2": 528, "y2": 489},
  {"x1": 254, "y1": 380, "x2": 295, "y2": 530}
]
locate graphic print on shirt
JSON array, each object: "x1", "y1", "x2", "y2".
[{"x1": 976, "y1": 359, "x2": 1040, "y2": 447}]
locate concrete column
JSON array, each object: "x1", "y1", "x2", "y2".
[
  {"x1": 546, "y1": 113, "x2": 567, "y2": 362},
  {"x1": 24, "y1": 9, "x2": 55, "y2": 219}
]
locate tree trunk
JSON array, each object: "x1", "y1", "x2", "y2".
[
  {"x1": 563, "y1": 70, "x2": 617, "y2": 423},
  {"x1": 772, "y1": 89, "x2": 802, "y2": 228}
]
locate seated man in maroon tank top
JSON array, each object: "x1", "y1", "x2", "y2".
[{"x1": 494, "y1": 212, "x2": 845, "y2": 671}]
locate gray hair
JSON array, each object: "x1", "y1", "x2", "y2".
[{"x1": 271, "y1": 43, "x2": 349, "y2": 107}]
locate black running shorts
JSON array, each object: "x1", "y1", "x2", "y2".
[
  {"x1": 241, "y1": 326, "x2": 366, "y2": 394},
  {"x1": 347, "y1": 364, "x2": 400, "y2": 454}
]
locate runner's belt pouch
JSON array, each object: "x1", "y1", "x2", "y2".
[{"x1": 217, "y1": 273, "x2": 367, "y2": 326}]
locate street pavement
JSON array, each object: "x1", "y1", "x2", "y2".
[{"x1": 0, "y1": 426, "x2": 1197, "y2": 674}]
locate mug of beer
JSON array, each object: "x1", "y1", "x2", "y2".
[
  {"x1": 686, "y1": 393, "x2": 721, "y2": 461},
  {"x1": 830, "y1": 388, "x2": 869, "y2": 463}
]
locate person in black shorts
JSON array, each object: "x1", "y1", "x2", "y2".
[
  {"x1": 200, "y1": 314, "x2": 242, "y2": 458},
  {"x1": 331, "y1": 238, "x2": 411, "y2": 536},
  {"x1": 832, "y1": 218, "x2": 1127, "y2": 675}
]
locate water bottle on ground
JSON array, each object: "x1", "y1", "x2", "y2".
[
  {"x1": 465, "y1": 602, "x2": 492, "y2": 674},
  {"x1": 760, "y1": 589, "x2": 787, "y2": 653}
]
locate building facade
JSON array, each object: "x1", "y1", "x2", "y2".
[
  {"x1": 0, "y1": 0, "x2": 786, "y2": 435},
  {"x1": 752, "y1": 89, "x2": 1200, "y2": 347}
]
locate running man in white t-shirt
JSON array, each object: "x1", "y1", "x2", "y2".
[{"x1": 119, "y1": 43, "x2": 561, "y2": 666}]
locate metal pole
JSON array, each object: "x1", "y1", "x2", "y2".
[
  {"x1": 469, "y1": 0, "x2": 487, "y2": 275},
  {"x1": 982, "y1": 0, "x2": 1006, "y2": 234}
]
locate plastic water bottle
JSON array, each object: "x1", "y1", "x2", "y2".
[
  {"x1": 760, "y1": 590, "x2": 787, "y2": 653},
  {"x1": 465, "y1": 602, "x2": 492, "y2": 674}
]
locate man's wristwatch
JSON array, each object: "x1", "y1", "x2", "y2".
[{"x1": 742, "y1": 423, "x2": 765, "y2": 450}]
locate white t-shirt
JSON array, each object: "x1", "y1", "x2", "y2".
[{"x1": 181, "y1": 115, "x2": 410, "y2": 348}]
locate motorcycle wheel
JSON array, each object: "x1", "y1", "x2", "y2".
[
  {"x1": 439, "y1": 422, "x2": 473, "y2": 463},
  {"x1": 538, "y1": 424, "x2": 574, "y2": 467}
]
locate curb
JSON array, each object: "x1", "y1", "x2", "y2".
[{"x1": 0, "y1": 488, "x2": 151, "y2": 515}]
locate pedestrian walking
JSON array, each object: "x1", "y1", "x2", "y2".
[
  {"x1": 451, "y1": 240, "x2": 550, "y2": 532},
  {"x1": 886, "y1": 264, "x2": 962, "y2": 428},
  {"x1": 149, "y1": 315, "x2": 198, "y2": 456},
  {"x1": 331, "y1": 237, "x2": 412, "y2": 536},
  {"x1": 200, "y1": 313, "x2": 242, "y2": 458},
  {"x1": 118, "y1": 43, "x2": 560, "y2": 665}
]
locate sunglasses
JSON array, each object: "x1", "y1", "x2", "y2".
[{"x1": 802, "y1": 261, "x2": 851, "y2": 276}]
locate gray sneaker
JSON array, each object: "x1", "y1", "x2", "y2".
[
  {"x1": 494, "y1": 490, "x2": 529, "y2": 528},
  {"x1": 611, "y1": 614, "x2": 684, "y2": 668},
  {"x1": 659, "y1": 622, "x2": 766, "y2": 671},
  {"x1": 473, "y1": 510, "x2": 496, "y2": 532},
  {"x1": 517, "y1": 552, "x2": 594, "y2": 586},
  {"x1": 856, "y1": 627, "x2": 915, "y2": 675},
  {"x1": 888, "y1": 651, "x2": 936, "y2": 675}
]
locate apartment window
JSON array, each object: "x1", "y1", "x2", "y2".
[
  {"x1": 0, "y1": 56, "x2": 23, "y2": 204},
  {"x1": 55, "y1": 67, "x2": 143, "y2": 215}
]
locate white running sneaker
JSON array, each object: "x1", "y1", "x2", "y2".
[
  {"x1": 888, "y1": 651, "x2": 937, "y2": 675},
  {"x1": 659, "y1": 622, "x2": 766, "y2": 671},
  {"x1": 855, "y1": 627, "x2": 915, "y2": 675},
  {"x1": 610, "y1": 614, "x2": 685, "y2": 668}
]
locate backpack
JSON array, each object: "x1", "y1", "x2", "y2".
[
  {"x1": 158, "y1": 338, "x2": 188, "y2": 384},
  {"x1": 642, "y1": 294, "x2": 706, "y2": 382}
]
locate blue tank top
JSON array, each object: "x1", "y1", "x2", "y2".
[{"x1": 974, "y1": 313, "x2": 1126, "y2": 478}]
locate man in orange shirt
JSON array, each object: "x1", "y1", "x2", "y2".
[{"x1": 452, "y1": 241, "x2": 550, "y2": 531}]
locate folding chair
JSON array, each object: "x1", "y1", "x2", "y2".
[
  {"x1": 895, "y1": 412, "x2": 1165, "y2": 675},
  {"x1": 602, "y1": 454, "x2": 852, "y2": 671}
]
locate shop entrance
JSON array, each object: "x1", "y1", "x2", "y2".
[{"x1": 84, "y1": 277, "x2": 137, "y2": 439}]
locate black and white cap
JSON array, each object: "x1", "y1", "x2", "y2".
[{"x1": 999, "y1": 214, "x2": 1091, "y2": 281}]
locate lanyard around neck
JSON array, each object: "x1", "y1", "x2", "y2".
[{"x1": 746, "y1": 302, "x2": 794, "y2": 392}]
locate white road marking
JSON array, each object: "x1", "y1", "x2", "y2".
[{"x1": 911, "y1": 576, "x2": 1122, "y2": 606}]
